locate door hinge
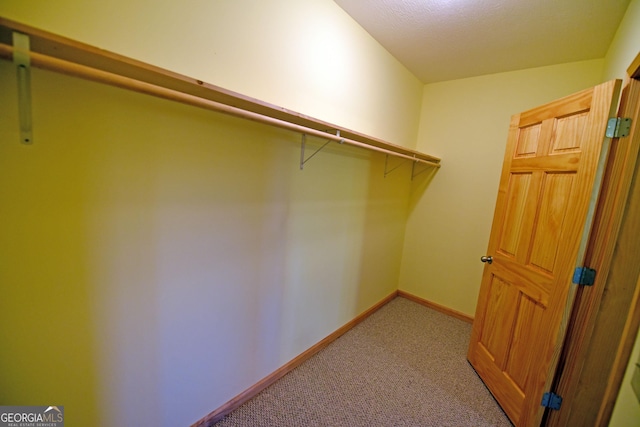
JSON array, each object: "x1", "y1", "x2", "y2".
[
  {"x1": 541, "y1": 392, "x2": 563, "y2": 410},
  {"x1": 573, "y1": 266, "x2": 596, "y2": 286},
  {"x1": 606, "y1": 117, "x2": 632, "y2": 138}
]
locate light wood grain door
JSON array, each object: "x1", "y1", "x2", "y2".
[{"x1": 467, "y1": 80, "x2": 621, "y2": 427}]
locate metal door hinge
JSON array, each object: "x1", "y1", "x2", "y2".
[
  {"x1": 541, "y1": 392, "x2": 563, "y2": 410},
  {"x1": 606, "y1": 117, "x2": 632, "y2": 138},
  {"x1": 573, "y1": 266, "x2": 596, "y2": 286}
]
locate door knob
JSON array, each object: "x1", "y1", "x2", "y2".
[{"x1": 480, "y1": 256, "x2": 493, "y2": 264}]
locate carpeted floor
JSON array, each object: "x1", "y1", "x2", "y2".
[{"x1": 214, "y1": 296, "x2": 513, "y2": 426}]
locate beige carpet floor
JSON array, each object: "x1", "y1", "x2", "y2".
[{"x1": 214, "y1": 296, "x2": 513, "y2": 426}]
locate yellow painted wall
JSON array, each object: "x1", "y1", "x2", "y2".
[
  {"x1": 602, "y1": 1, "x2": 640, "y2": 425},
  {"x1": 603, "y1": 0, "x2": 640, "y2": 82},
  {"x1": 0, "y1": 1, "x2": 423, "y2": 426},
  {"x1": 399, "y1": 59, "x2": 605, "y2": 316},
  {"x1": 609, "y1": 326, "x2": 640, "y2": 427}
]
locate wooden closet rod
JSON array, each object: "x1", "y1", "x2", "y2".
[
  {"x1": 0, "y1": 18, "x2": 441, "y2": 168},
  {"x1": 0, "y1": 43, "x2": 438, "y2": 167}
]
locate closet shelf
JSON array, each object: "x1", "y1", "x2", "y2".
[{"x1": 0, "y1": 17, "x2": 441, "y2": 168}]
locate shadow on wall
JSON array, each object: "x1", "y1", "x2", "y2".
[
  {"x1": 276, "y1": 135, "x2": 411, "y2": 360},
  {"x1": 353, "y1": 153, "x2": 439, "y2": 314},
  {"x1": 0, "y1": 62, "x2": 103, "y2": 425},
  {"x1": 80, "y1": 86, "x2": 308, "y2": 426},
  {"x1": 407, "y1": 166, "x2": 439, "y2": 216},
  {"x1": 0, "y1": 59, "x2": 427, "y2": 427}
]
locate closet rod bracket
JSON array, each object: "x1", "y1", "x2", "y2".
[
  {"x1": 300, "y1": 130, "x2": 341, "y2": 170},
  {"x1": 384, "y1": 154, "x2": 411, "y2": 177},
  {"x1": 13, "y1": 31, "x2": 33, "y2": 145},
  {"x1": 411, "y1": 157, "x2": 433, "y2": 180}
]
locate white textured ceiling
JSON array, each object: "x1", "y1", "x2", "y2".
[{"x1": 334, "y1": 0, "x2": 631, "y2": 83}]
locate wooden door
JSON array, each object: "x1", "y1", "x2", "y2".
[{"x1": 467, "y1": 80, "x2": 621, "y2": 427}]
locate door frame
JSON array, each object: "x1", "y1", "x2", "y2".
[{"x1": 545, "y1": 52, "x2": 640, "y2": 427}]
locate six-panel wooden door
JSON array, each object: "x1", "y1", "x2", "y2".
[{"x1": 467, "y1": 80, "x2": 621, "y2": 426}]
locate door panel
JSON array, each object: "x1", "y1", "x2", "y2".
[
  {"x1": 498, "y1": 173, "x2": 532, "y2": 256},
  {"x1": 479, "y1": 275, "x2": 519, "y2": 364},
  {"x1": 468, "y1": 80, "x2": 622, "y2": 427},
  {"x1": 551, "y1": 112, "x2": 588, "y2": 153},
  {"x1": 506, "y1": 295, "x2": 544, "y2": 390},
  {"x1": 516, "y1": 125, "x2": 541, "y2": 157},
  {"x1": 529, "y1": 172, "x2": 575, "y2": 273}
]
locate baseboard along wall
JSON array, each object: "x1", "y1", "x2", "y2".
[
  {"x1": 192, "y1": 290, "x2": 473, "y2": 426},
  {"x1": 397, "y1": 290, "x2": 474, "y2": 324}
]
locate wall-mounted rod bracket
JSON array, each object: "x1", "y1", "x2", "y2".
[
  {"x1": 411, "y1": 158, "x2": 432, "y2": 180},
  {"x1": 13, "y1": 32, "x2": 33, "y2": 144},
  {"x1": 384, "y1": 154, "x2": 411, "y2": 178},
  {"x1": 300, "y1": 130, "x2": 342, "y2": 170}
]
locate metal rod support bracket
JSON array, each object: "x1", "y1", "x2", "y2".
[
  {"x1": 300, "y1": 130, "x2": 341, "y2": 170},
  {"x1": 384, "y1": 154, "x2": 410, "y2": 177},
  {"x1": 13, "y1": 32, "x2": 33, "y2": 144},
  {"x1": 410, "y1": 155, "x2": 440, "y2": 180},
  {"x1": 411, "y1": 157, "x2": 431, "y2": 180}
]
